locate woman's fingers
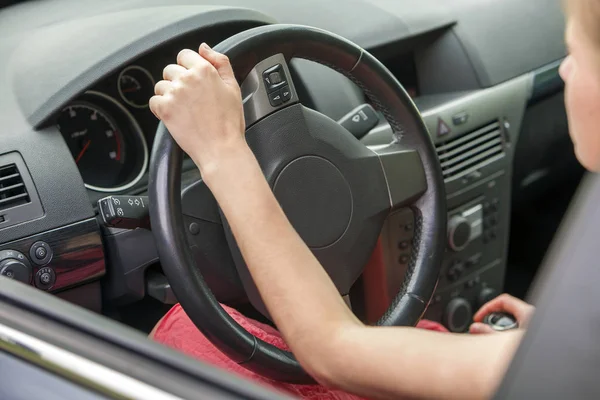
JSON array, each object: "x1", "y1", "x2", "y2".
[
  {"x1": 176, "y1": 48, "x2": 204, "y2": 69},
  {"x1": 149, "y1": 95, "x2": 168, "y2": 120},
  {"x1": 473, "y1": 293, "x2": 533, "y2": 323},
  {"x1": 198, "y1": 43, "x2": 237, "y2": 85},
  {"x1": 469, "y1": 322, "x2": 496, "y2": 334},
  {"x1": 154, "y1": 80, "x2": 172, "y2": 96},
  {"x1": 163, "y1": 64, "x2": 187, "y2": 81}
]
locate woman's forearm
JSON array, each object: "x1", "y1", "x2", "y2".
[
  {"x1": 201, "y1": 143, "x2": 521, "y2": 399},
  {"x1": 202, "y1": 143, "x2": 361, "y2": 380},
  {"x1": 151, "y1": 45, "x2": 521, "y2": 399}
]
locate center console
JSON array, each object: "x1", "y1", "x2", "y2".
[{"x1": 361, "y1": 74, "x2": 530, "y2": 331}]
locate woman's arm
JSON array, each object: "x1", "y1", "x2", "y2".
[
  {"x1": 150, "y1": 44, "x2": 523, "y2": 400},
  {"x1": 204, "y1": 146, "x2": 522, "y2": 400}
]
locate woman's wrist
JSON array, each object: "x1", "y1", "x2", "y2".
[{"x1": 193, "y1": 137, "x2": 257, "y2": 188}]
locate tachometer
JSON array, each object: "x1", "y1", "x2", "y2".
[
  {"x1": 117, "y1": 65, "x2": 155, "y2": 108},
  {"x1": 57, "y1": 92, "x2": 148, "y2": 192}
]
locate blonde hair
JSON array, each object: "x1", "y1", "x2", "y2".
[{"x1": 565, "y1": 0, "x2": 600, "y2": 46}]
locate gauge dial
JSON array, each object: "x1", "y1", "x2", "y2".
[
  {"x1": 57, "y1": 92, "x2": 148, "y2": 192},
  {"x1": 118, "y1": 65, "x2": 155, "y2": 108}
]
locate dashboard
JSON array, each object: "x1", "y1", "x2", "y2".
[
  {"x1": 51, "y1": 32, "x2": 423, "y2": 203},
  {"x1": 0, "y1": 0, "x2": 571, "y2": 329}
]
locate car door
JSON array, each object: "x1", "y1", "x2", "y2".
[{"x1": 0, "y1": 276, "x2": 292, "y2": 400}]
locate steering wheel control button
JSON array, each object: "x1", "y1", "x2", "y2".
[
  {"x1": 268, "y1": 90, "x2": 283, "y2": 107},
  {"x1": 262, "y1": 64, "x2": 287, "y2": 92},
  {"x1": 98, "y1": 195, "x2": 150, "y2": 230},
  {"x1": 337, "y1": 104, "x2": 379, "y2": 139},
  {"x1": 35, "y1": 267, "x2": 56, "y2": 290},
  {"x1": 29, "y1": 241, "x2": 52, "y2": 266},
  {"x1": 268, "y1": 71, "x2": 282, "y2": 85},
  {"x1": 0, "y1": 257, "x2": 32, "y2": 284},
  {"x1": 280, "y1": 86, "x2": 291, "y2": 103}
]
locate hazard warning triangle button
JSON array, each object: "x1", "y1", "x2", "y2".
[{"x1": 437, "y1": 118, "x2": 451, "y2": 137}]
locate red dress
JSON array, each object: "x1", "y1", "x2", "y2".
[{"x1": 153, "y1": 303, "x2": 448, "y2": 399}]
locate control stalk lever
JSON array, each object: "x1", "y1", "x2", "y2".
[
  {"x1": 337, "y1": 104, "x2": 379, "y2": 139},
  {"x1": 98, "y1": 195, "x2": 150, "y2": 230}
]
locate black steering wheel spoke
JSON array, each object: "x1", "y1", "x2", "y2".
[{"x1": 369, "y1": 142, "x2": 427, "y2": 212}]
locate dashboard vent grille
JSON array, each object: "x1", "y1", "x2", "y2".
[
  {"x1": 0, "y1": 164, "x2": 30, "y2": 211},
  {"x1": 435, "y1": 121, "x2": 505, "y2": 181}
]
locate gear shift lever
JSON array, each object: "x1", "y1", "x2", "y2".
[{"x1": 483, "y1": 312, "x2": 519, "y2": 331}]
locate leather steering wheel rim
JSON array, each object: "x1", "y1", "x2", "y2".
[{"x1": 149, "y1": 24, "x2": 446, "y2": 383}]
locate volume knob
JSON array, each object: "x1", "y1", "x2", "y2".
[
  {"x1": 448, "y1": 215, "x2": 471, "y2": 252},
  {"x1": 444, "y1": 297, "x2": 473, "y2": 333}
]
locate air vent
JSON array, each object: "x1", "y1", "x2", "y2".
[
  {"x1": 0, "y1": 164, "x2": 30, "y2": 211},
  {"x1": 435, "y1": 121, "x2": 506, "y2": 182}
]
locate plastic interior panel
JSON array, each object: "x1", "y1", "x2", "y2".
[
  {"x1": 0, "y1": 152, "x2": 44, "y2": 231},
  {"x1": 0, "y1": 276, "x2": 293, "y2": 400}
]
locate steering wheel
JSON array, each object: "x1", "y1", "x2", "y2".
[{"x1": 149, "y1": 24, "x2": 446, "y2": 383}]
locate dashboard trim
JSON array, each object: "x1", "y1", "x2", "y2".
[
  {"x1": 0, "y1": 218, "x2": 105, "y2": 292},
  {"x1": 8, "y1": 6, "x2": 276, "y2": 128}
]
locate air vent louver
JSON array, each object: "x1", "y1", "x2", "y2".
[
  {"x1": 0, "y1": 164, "x2": 30, "y2": 211},
  {"x1": 435, "y1": 121, "x2": 505, "y2": 182}
]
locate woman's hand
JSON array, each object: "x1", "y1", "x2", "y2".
[
  {"x1": 149, "y1": 43, "x2": 246, "y2": 178},
  {"x1": 470, "y1": 293, "x2": 535, "y2": 334}
]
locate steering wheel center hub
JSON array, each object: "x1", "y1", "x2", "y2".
[{"x1": 273, "y1": 156, "x2": 352, "y2": 248}]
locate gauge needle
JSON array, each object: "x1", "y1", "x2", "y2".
[{"x1": 75, "y1": 140, "x2": 91, "y2": 164}]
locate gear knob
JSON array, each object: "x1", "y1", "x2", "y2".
[{"x1": 483, "y1": 312, "x2": 519, "y2": 331}]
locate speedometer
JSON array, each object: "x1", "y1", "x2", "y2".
[{"x1": 57, "y1": 92, "x2": 148, "y2": 192}]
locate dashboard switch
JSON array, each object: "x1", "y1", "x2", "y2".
[
  {"x1": 35, "y1": 247, "x2": 47, "y2": 259},
  {"x1": 35, "y1": 267, "x2": 56, "y2": 290},
  {"x1": 452, "y1": 112, "x2": 469, "y2": 126},
  {"x1": 29, "y1": 241, "x2": 52, "y2": 266},
  {"x1": 0, "y1": 251, "x2": 32, "y2": 284},
  {"x1": 338, "y1": 104, "x2": 379, "y2": 138},
  {"x1": 98, "y1": 195, "x2": 150, "y2": 230}
]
